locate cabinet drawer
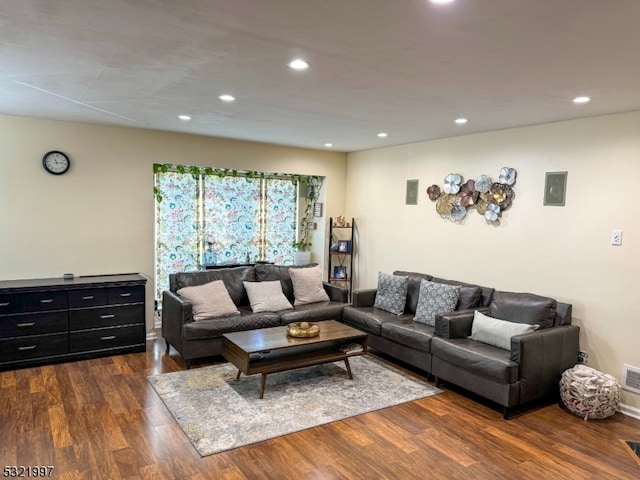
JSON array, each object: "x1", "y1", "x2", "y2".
[
  {"x1": 0, "y1": 333, "x2": 69, "y2": 362},
  {"x1": 0, "y1": 291, "x2": 68, "y2": 314},
  {"x1": 70, "y1": 324, "x2": 145, "y2": 353},
  {"x1": 107, "y1": 286, "x2": 144, "y2": 305},
  {"x1": 69, "y1": 304, "x2": 144, "y2": 330},
  {"x1": 0, "y1": 311, "x2": 68, "y2": 339},
  {"x1": 68, "y1": 288, "x2": 108, "y2": 308}
]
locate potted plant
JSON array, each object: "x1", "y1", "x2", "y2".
[{"x1": 292, "y1": 176, "x2": 323, "y2": 265}]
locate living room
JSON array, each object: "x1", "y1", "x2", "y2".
[{"x1": 2, "y1": 1, "x2": 640, "y2": 478}]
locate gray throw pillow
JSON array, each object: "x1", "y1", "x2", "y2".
[
  {"x1": 413, "y1": 280, "x2": 460, "y2": 326},
  {"x1": 243, "y1": 281, "x2": 293, "y2": 312},
  {"x1": 373, "y1": 272, "x2": 409, "y2": 315},
  {"x1": 469, "y1": 310, "x2": 539, "y2": 350},
  {"x1": 177, "y1": 280, "x2": 240, "y2": 321}
]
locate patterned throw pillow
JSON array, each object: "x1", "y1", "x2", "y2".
[
  {"x1": 373, "y1": 272, "x2": 409, "y2": 315},
  {"x1": 413, "y1": 280, "x2": 460, "y2": 326}
]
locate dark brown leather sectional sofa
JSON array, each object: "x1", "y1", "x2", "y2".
[
  {"x1": 342, "y1": 270, "x2": 580, "y2": 418},
  {"x1": 162, "y1": 264, "x2": 348, "y2": 368}
]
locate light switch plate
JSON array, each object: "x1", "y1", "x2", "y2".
[{"x1": 611, "y1": 229, "x2": 623, "y2": 246}]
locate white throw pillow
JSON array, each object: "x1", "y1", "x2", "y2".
[
  {"x1": 469, "y1": 310, "x2": 539, "y2": 350},
  {"x1": 243, "y1": 281, "x2": 293, "y2": 312},
  {"x1": 177, "y1": 280, "x2": 240, "y2": 321},
  {"x1": 288, "y1": 265, "x2": 330, "y2": 305}
]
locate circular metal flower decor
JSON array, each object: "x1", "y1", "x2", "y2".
[
  {"x1": 427, "y1": 184, "x2": 441, "y2": 201},
  {"x1": 429, "y1": 167, "x2": 517, "y2": 224},
  {"x1": 489, "y1": 182, "x2": 515, "y2": 210}
]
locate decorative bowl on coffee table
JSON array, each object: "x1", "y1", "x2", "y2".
[{"x1": 287, "y1": 322, "x2": 320, "y2": 338}]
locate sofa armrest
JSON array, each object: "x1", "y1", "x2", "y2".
[
  {"x1": 162, "y1": 290, "x2": 194, "y2": 347},
  {"x1": 434, "y1": 308, "x2": 488, "y2": 338},
  {"x1": 351, "y1": 288, "x2": 377, "y2": 307},
  {"x1": 510, "y1": 324, "x2": 580, "y2": 403},
  {"x1": 323, "y1": 282, "x2": 349, "y2": 303}
]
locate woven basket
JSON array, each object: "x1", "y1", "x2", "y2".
[{"x1": 560, "y1": 365, "x2": 620, "y2": 420}]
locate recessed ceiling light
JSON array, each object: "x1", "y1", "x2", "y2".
[
  {"x1": 572, "y1": 96, "x2": 591, "y2": 104},
  {"x1": 377, "y1": 132, "x2": 388, "y2": 138},
  {"x1": 287, "y1": 59, "x2": 309, "y2": 70},
  {"x1": 178, "y1": 115, "x2": 191, "y2": 121},
  {"x1": 430, "y1": 0, "x2": 455, "y2": 4},
  {"x1": 218, "y1": 94, "x2": 236, "y2": 102},
  {"x1": 324, "y1": 143, "x2": 333, "y2": 148},
  {"x1": 455, "y1": 118, "x2": 468, "y2": 125}
]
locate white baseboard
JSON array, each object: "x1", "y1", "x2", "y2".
[
  {"x1": 146, "y1": 331, "x2": 158, "y2": 341},
  {"x1": 619, "y1": 403, "x2": 640, "y2": 420}
]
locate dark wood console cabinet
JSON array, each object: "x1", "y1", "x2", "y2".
[{"x1": 0, "y1": 274, "x2": 147, "y2": 370}]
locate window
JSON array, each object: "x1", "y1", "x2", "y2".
[{"x1": 153, "y1": 165, "x2": 313, "y2": 302}]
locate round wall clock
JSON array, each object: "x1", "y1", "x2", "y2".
[{"x1": 42, "y1": 150, "x2": 70, "y2": 175}]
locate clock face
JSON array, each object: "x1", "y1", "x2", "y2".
[{"x1": 42, "y1": 151, "x2": 70, "y2": 175}]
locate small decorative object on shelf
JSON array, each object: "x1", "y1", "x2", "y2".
[
  {"x1": 286, "y1": 322, "x2": 320, "y2": 338},
  {"x1": 333, "y1": 216, "x2": 350, "y2": 227},
  {"x1": 339, "y1": 342, "x2": 364, "y2": 354},
  {"x1": 333, "y1": 266, "x2": 347, "y2": 279},
  {"x1": 338, "y1": 240, "x2": 351, "y2": 253}
]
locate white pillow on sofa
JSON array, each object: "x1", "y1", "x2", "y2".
[
  {"x1": 243, "y1": 281, "x2": 293, "y2": 312},
  {"x1": 288, "y1": 265, "x2": 330, "y2": 305},
  {"x1": 177, "y1": 280, "x2": 240, "y2": 321},
  {"x1": 469, "y1": 310, "x2": 539, "y2": 350}
]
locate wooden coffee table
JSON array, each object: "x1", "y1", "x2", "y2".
[{"x1": 222, "y1": 320, "x2": 368, "y2": 398}]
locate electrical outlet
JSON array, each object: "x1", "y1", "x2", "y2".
[
  {"x1": 611, "y1": 229, "x2": 622, "y2": 246},
  {"x1": 578, "y1": 350, "x2": 588, "y2": 364}
]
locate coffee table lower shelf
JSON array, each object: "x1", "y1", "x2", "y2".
[{"x1": 222, "y1": 321, "x2": 367, "y2": 399}]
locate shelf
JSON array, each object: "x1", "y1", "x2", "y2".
[
  {"x1": 330, "y1": 251, "x2": 352, "y2": 255},
  {"x1": 329, "y1": 278, "x2": 351, "y2": 282},
  {"x1": 328, "y1": 217, "x2": 355, "y2": 302}
]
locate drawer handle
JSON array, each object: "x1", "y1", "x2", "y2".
[
  {"x1": 0, "y1": 302, "x2": 9, "y2": 307},
  {"x1": 120, "y1": 293, "x2": 132, "y2": 297},
  {"x1": 17, "y1": 322, "x2": 36, "y2": 327},
  {"x1": 82, "y1": 295, "x2": 95, "y2": 300},
  {"x1": 40, "y1": 299, "x2": 54, "y2": 304},
  {"x1": 101, "y1": 335, "x2": 117, "y2": 341},
  {"x1": 100, "y1": 314, "x2": 116, "y2": 319},
  {"x1": 18, "y1": 345, "x2": 37, "y2": 351}
]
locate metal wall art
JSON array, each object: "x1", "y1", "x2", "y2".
[{"x1": 427, "y1": 167, "x2": 517, "y2": 224}]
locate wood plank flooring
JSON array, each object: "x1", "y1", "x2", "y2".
[{"x1": 1, "y1": 335, "x2": 639, "y2": 479}]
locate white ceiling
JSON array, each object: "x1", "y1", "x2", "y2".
[{"x1": 2, "y1": 0, "x2": 640, "y2": 152}]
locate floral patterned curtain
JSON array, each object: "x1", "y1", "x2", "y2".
[
  {"x1": 154, "y1": 172, "x2": 200, "y2": 301},
  {"x1": 154, "y1": 168, "x2": 299, "y2": 302}
]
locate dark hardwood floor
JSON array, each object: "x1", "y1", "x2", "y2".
[{"x1": 1, "y1": 334, "x2": 639, "y2": 479}]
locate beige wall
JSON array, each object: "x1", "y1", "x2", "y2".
[
  {"x1": 0, "y1": 114, "x2": 348, "y2": 331},
  {"x1": 346, "y1": 110, "x2": 640, "y2": 410}
]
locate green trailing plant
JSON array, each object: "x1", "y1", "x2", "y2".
[{"x1": 292, "y1": 176, "x2": 323, "y2": 252}]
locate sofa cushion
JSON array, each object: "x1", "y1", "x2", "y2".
[
  {"x1": 279, "y1": 302, "x2": 346, "y2": 325},
  {"x1": 289, "y1": 265, "x2": 330, "y2": 305},
  {"x1": 413, "y1": 280, "x2": 460, "y2": 326},
  {"x1": 380, "y1": 319, "x2": 434, "y2": 353},
  {"x1": 172, "y1": 266, "x2": 255, "y2": 307},
  {"x1": 176, "y1": 280, "x2": 240, "y2": 321},
  {"x1": 393, "y1": 271, "x2": 433, "y2": 314},
  {"x1": 183, "y1": 311, "x2": 280, "y2": 340},
  {"x1": 374, "y1": 272, "x2": 409, "y2": 315},
  {"x1": 342, "y1": 306, "x2": 413, "y2": 335},
  {"x1": 243, "y1": 280, "x2": 292, "y2": 313},
  {"x1": 431, "y1": 336, "x2": 519, "y2": 383},
  {"x1": 469, "y1": 310, "x2": 539, "y2": 350},
  {"x1": 489, "y1": 291, "x2": 557, "y2": 329},
  {"x1": 254, "y1": 263, "x2": 318, "y2": 303}
]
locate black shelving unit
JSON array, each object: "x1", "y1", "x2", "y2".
[{"x1": 328, "y1": 217, "x2": 355, "y2": 301}]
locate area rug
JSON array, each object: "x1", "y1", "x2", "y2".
[{"x1": 147, "y1": 355, "x2": 441, "y2": 456}]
